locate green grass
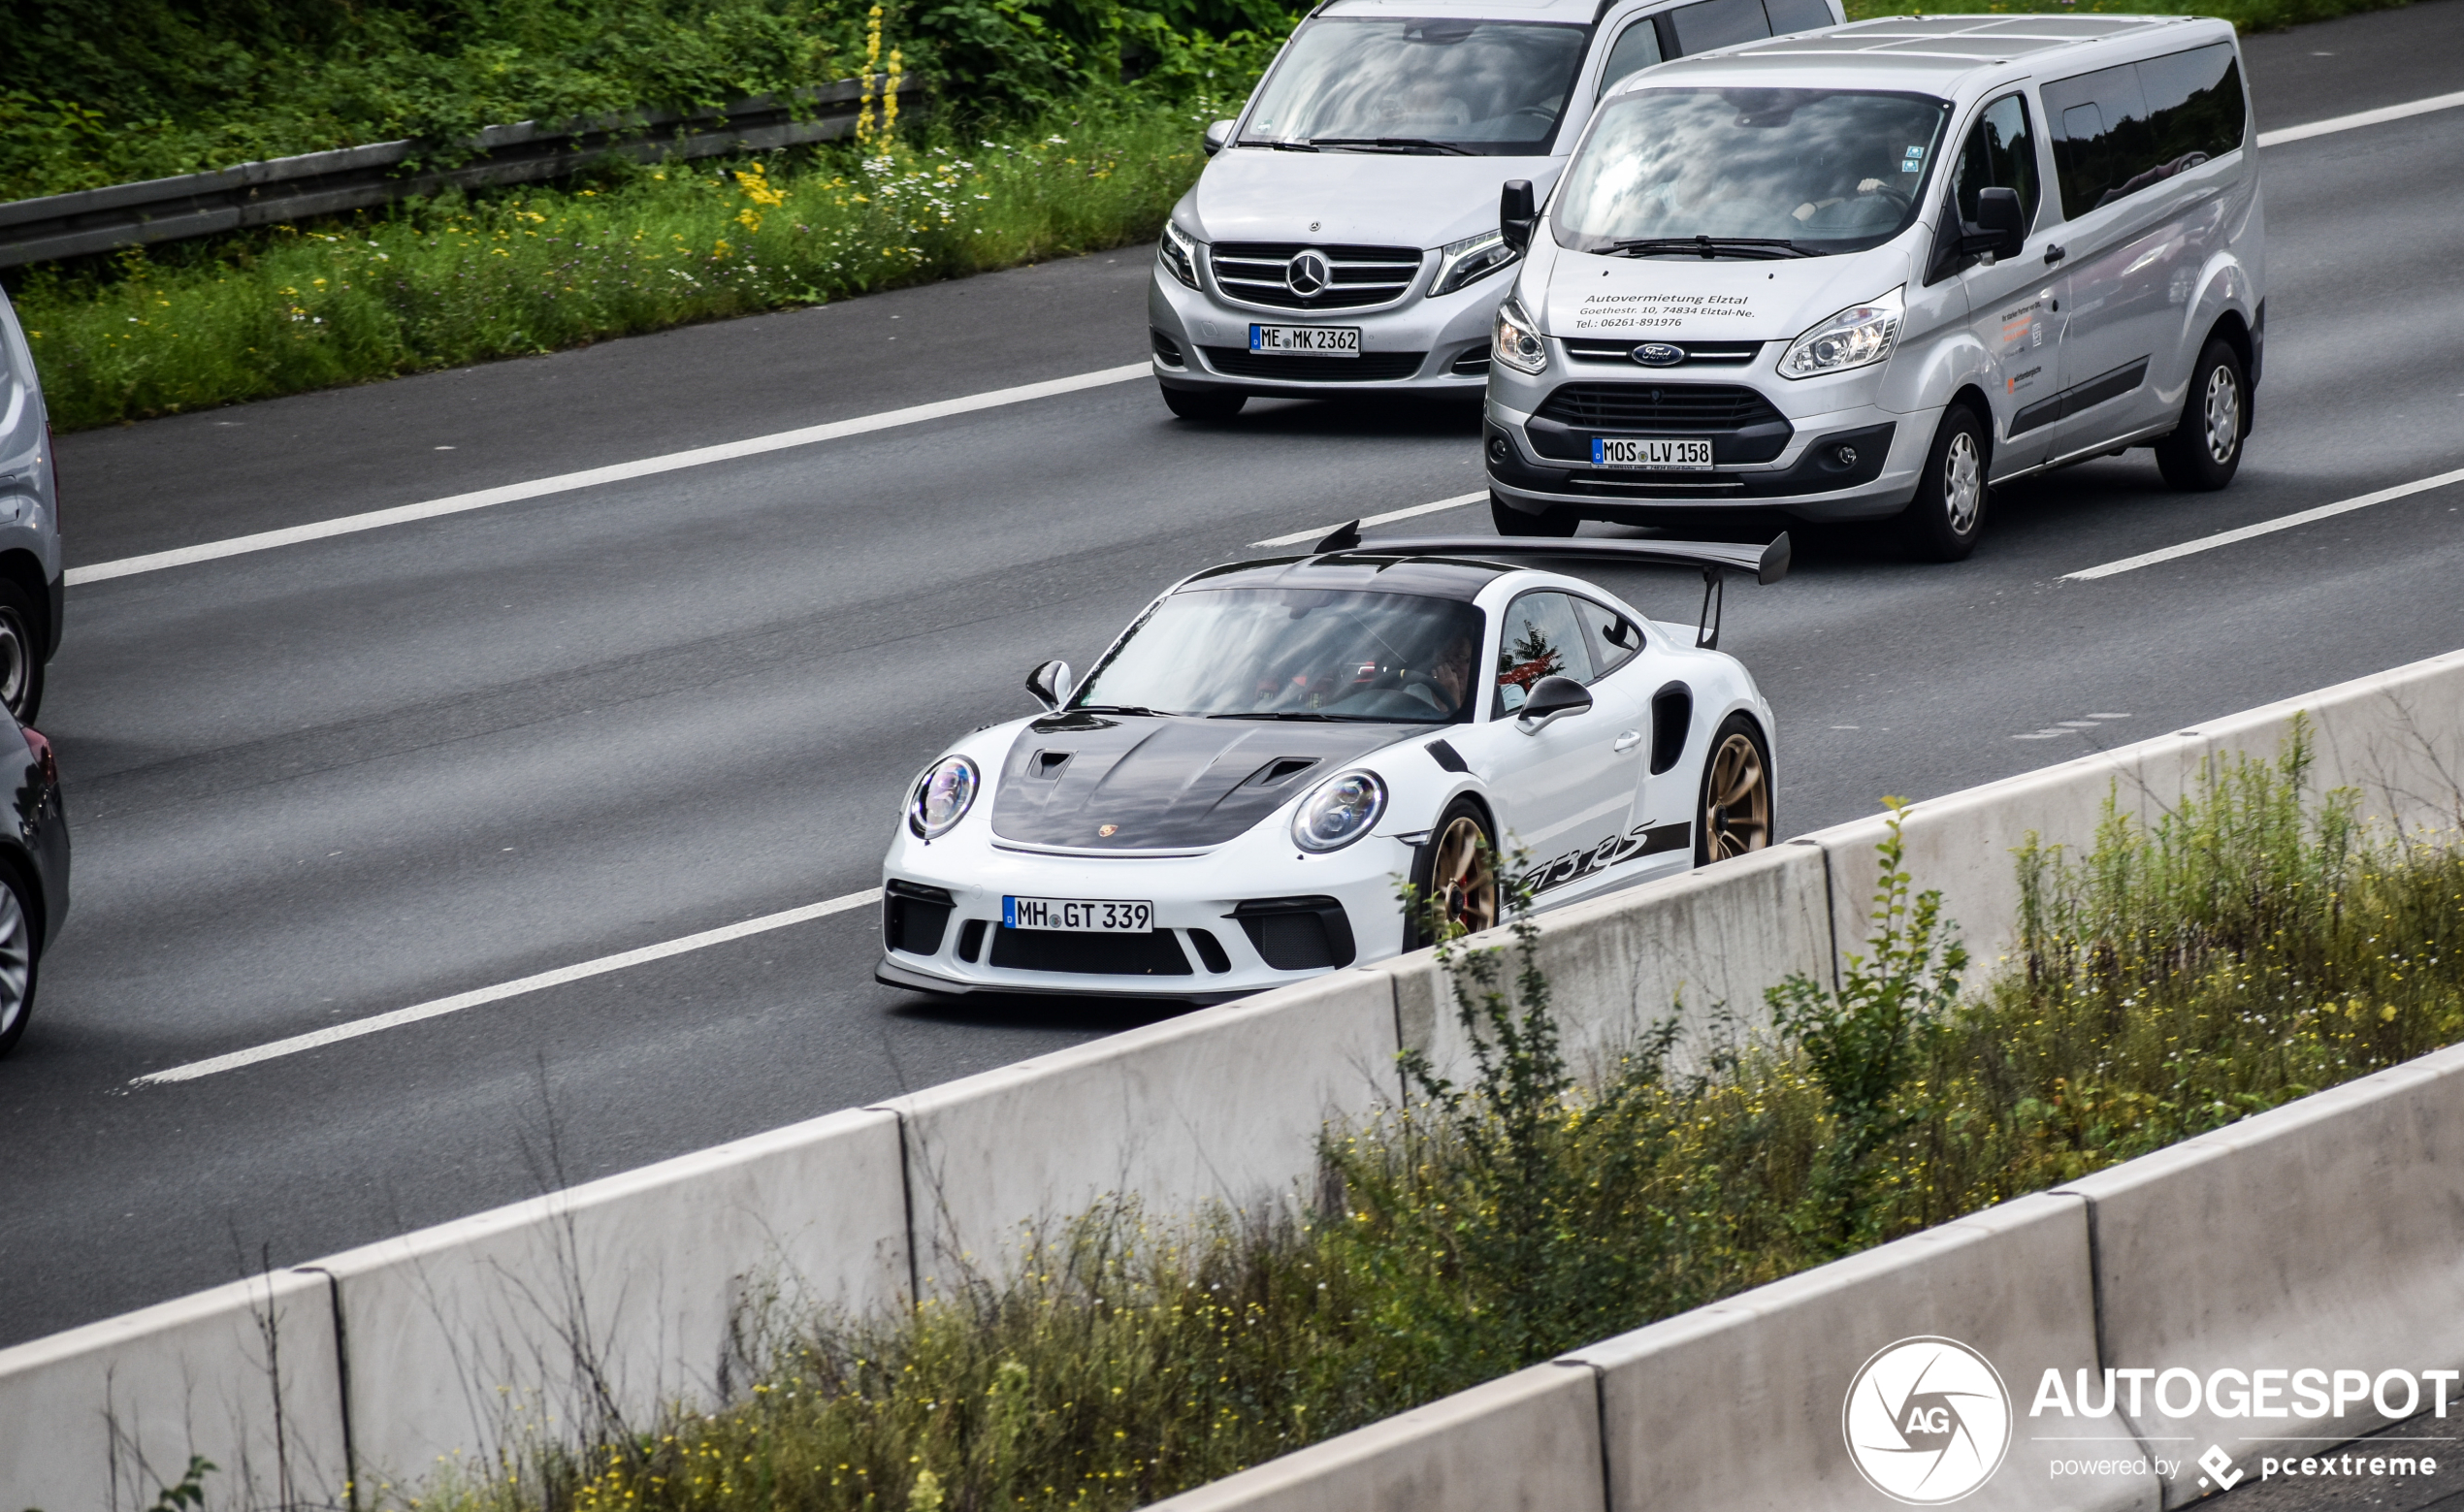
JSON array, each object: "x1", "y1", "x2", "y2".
[
  {"x1": 379, "y1": 731, "x2": 2464, "y2": 1512},
  {"x1": 10, "y1": 95, "x2": 1242, "y2": 431}
]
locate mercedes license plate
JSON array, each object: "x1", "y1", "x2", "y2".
[
  {"x1": 1591, "y1": 436, "x2": 1713, "y2": 470},
  {"x1": 1004, "y1": 896, "x2": 1155, "y2": 933},
  {"x1": 1249, "y1": 324, "x2": 1360, "y2": 357}
]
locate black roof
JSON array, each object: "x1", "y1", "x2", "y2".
[{"x1": 1177, "y1": 554, "x2": 1506, "y2": 602}]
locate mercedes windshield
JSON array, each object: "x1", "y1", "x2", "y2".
[
  {"x1": 1239, "y1": 16, "x2": 1592, "y2": 156},
  {"x1": 1552, "y1": 87, "x2": 1953, "y2": 255}
]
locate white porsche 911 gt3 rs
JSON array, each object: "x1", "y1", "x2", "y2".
[{"x1": 876, "y1": 527, "x2": 1788, "y2": 1004}]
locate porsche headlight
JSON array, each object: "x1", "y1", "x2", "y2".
[
  {"x1": 1432, "y1": 228, "x2": 1517, "y2": 297},
  {"x1": 1492, "y1": 294, "x2": 1547, "y2": 375},
  {"x1": 1777, "y1": 287, "x2": 1904, "y2": 379},
  {"x1": 909, "y1": 756, "x2": 981, "y2": 839},
  {"x1": 1292, "y1": 770, "x2": 1386, "y2": 853},
  {"x1": 1158, "y1": 220, "x2": 1202, "y2": 290}
]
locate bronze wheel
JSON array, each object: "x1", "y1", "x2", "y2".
[
  {"x1": 1411, "y1": 801, "x2": 1500, "y2": 946},
  {"x1": 1696, "y1": 717, "x2": 1771, "y2": 865}
]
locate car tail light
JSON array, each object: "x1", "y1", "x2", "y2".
[{"x1": 22, "y1": 727, "x2": 55, "y2": 786}]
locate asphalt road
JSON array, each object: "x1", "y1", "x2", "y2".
[{"x1": 7, "y1": 1, "x2": 2462, "y2": 1352}]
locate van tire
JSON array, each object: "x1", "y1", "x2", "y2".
[
  {"x1": 1161, "y1": 385, "x2": 1246, "y2": 421},
  {"x1": 2155, "y1": 337, "x2": 2246, "y2": 491},
  {"x1": 1492, "y1": 492, "x2": 1580, "y2": 537},
  {"x1": 0, "y1": 581, "x2": 44, "y2": 724},
  {"x1": 1896, "y1": 403, "x2": 1989, "y2": 563}
]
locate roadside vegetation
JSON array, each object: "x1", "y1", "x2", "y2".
[
  {"x1": 370, "y1": 731, "x2": 2464, "y2": 1512},
  {"x1": 2, "y1": 0, "x2": 2420, "y2": 429}
]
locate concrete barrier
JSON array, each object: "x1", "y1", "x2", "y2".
[
  {"x1": 0, "y1": 1268, "x2": 346, "y2": 1510},
  {"x1": 1562, "y1": 1192, "x2": 2155, "y2": 1512},
  {"x1": 1387, "y1": 841, "x2": 1834, "y2": 1086},
  {"x1": 881, "y1": 969, "x2": 1400, "y2": 1285},
  {"x1": 2056, "y1": 1042, "x2": 2464, "y2": 1507},
  {"x1": 2194, "y1": 648, "x2": 2464, "y2": 829},
  {"x1": 317, "y1": 1107, "x2": 907, "y2": 1489},
  {"x1": 1142, "y1": 1362, "x2": 1605, "y2": 1512}
]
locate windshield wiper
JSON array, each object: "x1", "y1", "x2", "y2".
[
  {"x1": 1307, "y1": 136, "x2": 1475, "y2": 156},
  {"x1": 1070, "y1": 704, "x2": 1163, "y2": 717},
  {"x1": 1258, "y1": 138, "x2": 1318, "y2": 151},
  {"x1": 1208, "y1": 710, "x2": 1386, "y2": 722},
  {"x1": 1609, "y1": 236, "x2": 1812, "y2": 260}
]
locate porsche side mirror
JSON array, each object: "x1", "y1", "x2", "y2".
[
  {"x1": 1203, "y1": 119, "x2": 1235, "y2": 157},
  {"x1": 1501, "y1": 178, "x2": 1537, "y2": 253},
  {"x1": 1515, "y1": 674, "x2": 1592, "y2": 732},
  {"x1": 1962, "y1": 186, "x2": 2026, "y2": 262},
  {"x1": 1026, "y1": 659, "x2": 1074, "y2": 712}
]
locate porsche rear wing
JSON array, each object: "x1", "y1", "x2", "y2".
[{"x1": 1298, "y1": 522, "x2": 1791, "y2": 650}]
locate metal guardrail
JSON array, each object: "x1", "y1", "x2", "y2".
[{"x1": 0, "y1": 73, "x2": 925, "y2": 269}]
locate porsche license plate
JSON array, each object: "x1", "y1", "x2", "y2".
[
  {"x1": 1004, "y1": 896, "x2": 1155, "y2": 932},
  {"x1": 1249, "y1": 324, "x2": 1360, "y2": 357},
  {"x1": 1592, "y1": 436, "x2": 1714, "y2": 470}
]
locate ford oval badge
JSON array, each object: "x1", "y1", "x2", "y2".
[{"x1": 1632, "y1": 341, "x2": 1685, "y2": 368}]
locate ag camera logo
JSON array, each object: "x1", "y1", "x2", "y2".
[{"x1": 1844, "y1": 1336, "x2": 2013, "y2": 1503}]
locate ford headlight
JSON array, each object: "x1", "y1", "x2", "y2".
[
  {"x1": 1292, "y1": 770, "x2": 1386, "y2": 853},
  {"x1": 1158, "y1": 220, "x2": 1202, "y2": 290},
  {"x1": 1492, "y1": 295, "x2": 1547, "y2": 375},
  {"x1": 909, "y1": 756, "x2": 981, "y2": 839},
  {"x1": 1432, "y1": 228, "x2": 1517, "y2": 297},
  {"x1": 1778, "y1": 287, "x2": 1904, "y2": 378}
]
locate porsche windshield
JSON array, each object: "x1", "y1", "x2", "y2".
[
  {"x1": 1553, "y1": 88, "x2": 1953, "y2": 255},
  {"x1": 1238, "y1": 17, "x2": 1589, "y2": 154},
  {"x1": 1074, "y1": 588, "x2": 1485, "y2": 723}
]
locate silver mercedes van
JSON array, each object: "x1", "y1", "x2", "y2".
[
  {"x1": 0, "y1": 288, "x2": 61, "y2": 718},
  {"x1": 1147, "y1": 0, "x2": 1845, "y2": 419},
  {"x1": 1483, "y1": 15, "x2": 2265, "y2": 559}
]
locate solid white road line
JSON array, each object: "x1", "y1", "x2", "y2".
[
  {"x1": 2258, "y1": 89, "x2": 2464, "y2": 148},
  {"x1": 128, "y1": 887, "x2": 883, "y2": 1087},
  {"x1": 1252, "y1": 492, "x2": 1489, "y2": 548},
  {"x1": 2063, "y1": 466, "x2": 2464, "y2": 582},
  {"x1": 67, "y1": 365, "x2": 1152, "y2": 586}
]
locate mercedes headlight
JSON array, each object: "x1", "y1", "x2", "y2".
[
  {"x1": 909, "y1": 756, "x2": 981, "y2": 839},
  {"x1": 1292, "y1": 770, "x2": 1386, "y2": 853},
  {"x1": 1158, "y1": 220, "x2": 1202, "y2": 290},
  {"x1": 1432, "y1": 228, "x2": 1517, "y2": 297},
  {"x1": 1777, "y1": 287, "x2": 1904, "y2": 379},
  {"x1": 1492, "y1": 294, "x2": 1547, "y2": 376}
]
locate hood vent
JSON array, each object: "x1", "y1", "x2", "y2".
[
  {"x1": 1247, "y1": 756, "x2": 1320, "y2": 789},
  {"x1": 1030, "y1": 750, "x2": 1073, "y2": 780}
]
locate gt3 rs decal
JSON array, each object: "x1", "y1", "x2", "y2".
[{"x1": 1516, "y1": 820, "x2": 1692, "y2": 898}]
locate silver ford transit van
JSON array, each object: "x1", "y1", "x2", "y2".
[
  {"x1": 0, "y1": 288, "x2": 61, "y2": 717},
  {"x1": 1148, "y1": 0, "x2": 1844, "y2": 419},
  {"x1": 1483, "y1": 15, "x2": 2264, "y2": 559}
]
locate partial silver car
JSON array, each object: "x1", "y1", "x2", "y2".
[
  {"x1": 0, "y1": 287, "x2": 63, "y2": 720},
  {"x1": 1148, "y1": 0, "x2": 1843, "y2": 418}
]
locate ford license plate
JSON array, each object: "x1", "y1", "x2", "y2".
[
  {"x1": 1004, "y1": 896, "x2": 1155, "y2": 932},
  {"x1": 1249, "y1": 324, "x2": 1360, "y2": 357},
  {"x1": 1592, "y1": 436, "x2": 1713, "y2": 470}
]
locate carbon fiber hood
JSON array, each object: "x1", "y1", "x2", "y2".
[{"x1": 989, "y1": 712, "x2": 1416, "y2": 851}]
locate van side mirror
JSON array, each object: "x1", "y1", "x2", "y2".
[
  {"x1": 1500, "y1": 179, "x2": 1537, "y2": 253},
  {"x1": 1515, "y1": 674, "x2": 1592, "y2": 732},
  {"x1": 1203, "y1": 119, "x2": 1235, "y2": 157},
  {"x1": 1026, "y1": 659, "x2": 1074, "y2": 711},
  {"x1": 1962, "y1": 186, "x2": 2026, "y2": 261}
]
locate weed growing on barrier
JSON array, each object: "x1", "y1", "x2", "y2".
[
  {"x1": 8, "y1": 83, "x2": 1259, "y2": 430},
  {"x1": 411, "y1": 732, "x2": 2464, "y2": 1512}
]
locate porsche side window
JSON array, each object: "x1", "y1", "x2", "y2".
[
  {"x1": 1494, "y1": 592, "x2": 1593, "y2": 716},
  {"x1": 1571, "y1": 595, "x2": 1643, "y2": 677}
]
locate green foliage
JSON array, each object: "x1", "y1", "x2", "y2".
[
  {"x1": 1767, "y1": 798, "x2": 1967, "y2": 1251},
  {"x1": 1839, "y1": 0, "x2": 2418, "y2": 28},
  {"x1": 11, "y1": 99, "x2": 1239, "y2": 429}
]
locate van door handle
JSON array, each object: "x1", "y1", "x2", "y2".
[
  {"x1": 1613, "y1": 730, "x2": 1641, "y2": 753},
  {"x1": 2043, "y1": 243, "x2": 2067, "y2": 266}
]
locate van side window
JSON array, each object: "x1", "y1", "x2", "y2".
[
  {"x1": 2044, "y1": 43, "x2": 2244, "y2": 218},
  {"x1": 1668, "y1": 0, "x2": 1771, "y2": 56},
  {"x1": 1764, "y1": 0, "x2": 1834, "y2": 35},
  {"x1": 1599, "y1": 16, "x2": 1664, "y2": 93},
  {"x1": 1494, "y1": 592, "x2": 1594, "y2": 716},
  {"x1": 1953, "y1": 93, "x2": 2040, "y2": 229}
]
